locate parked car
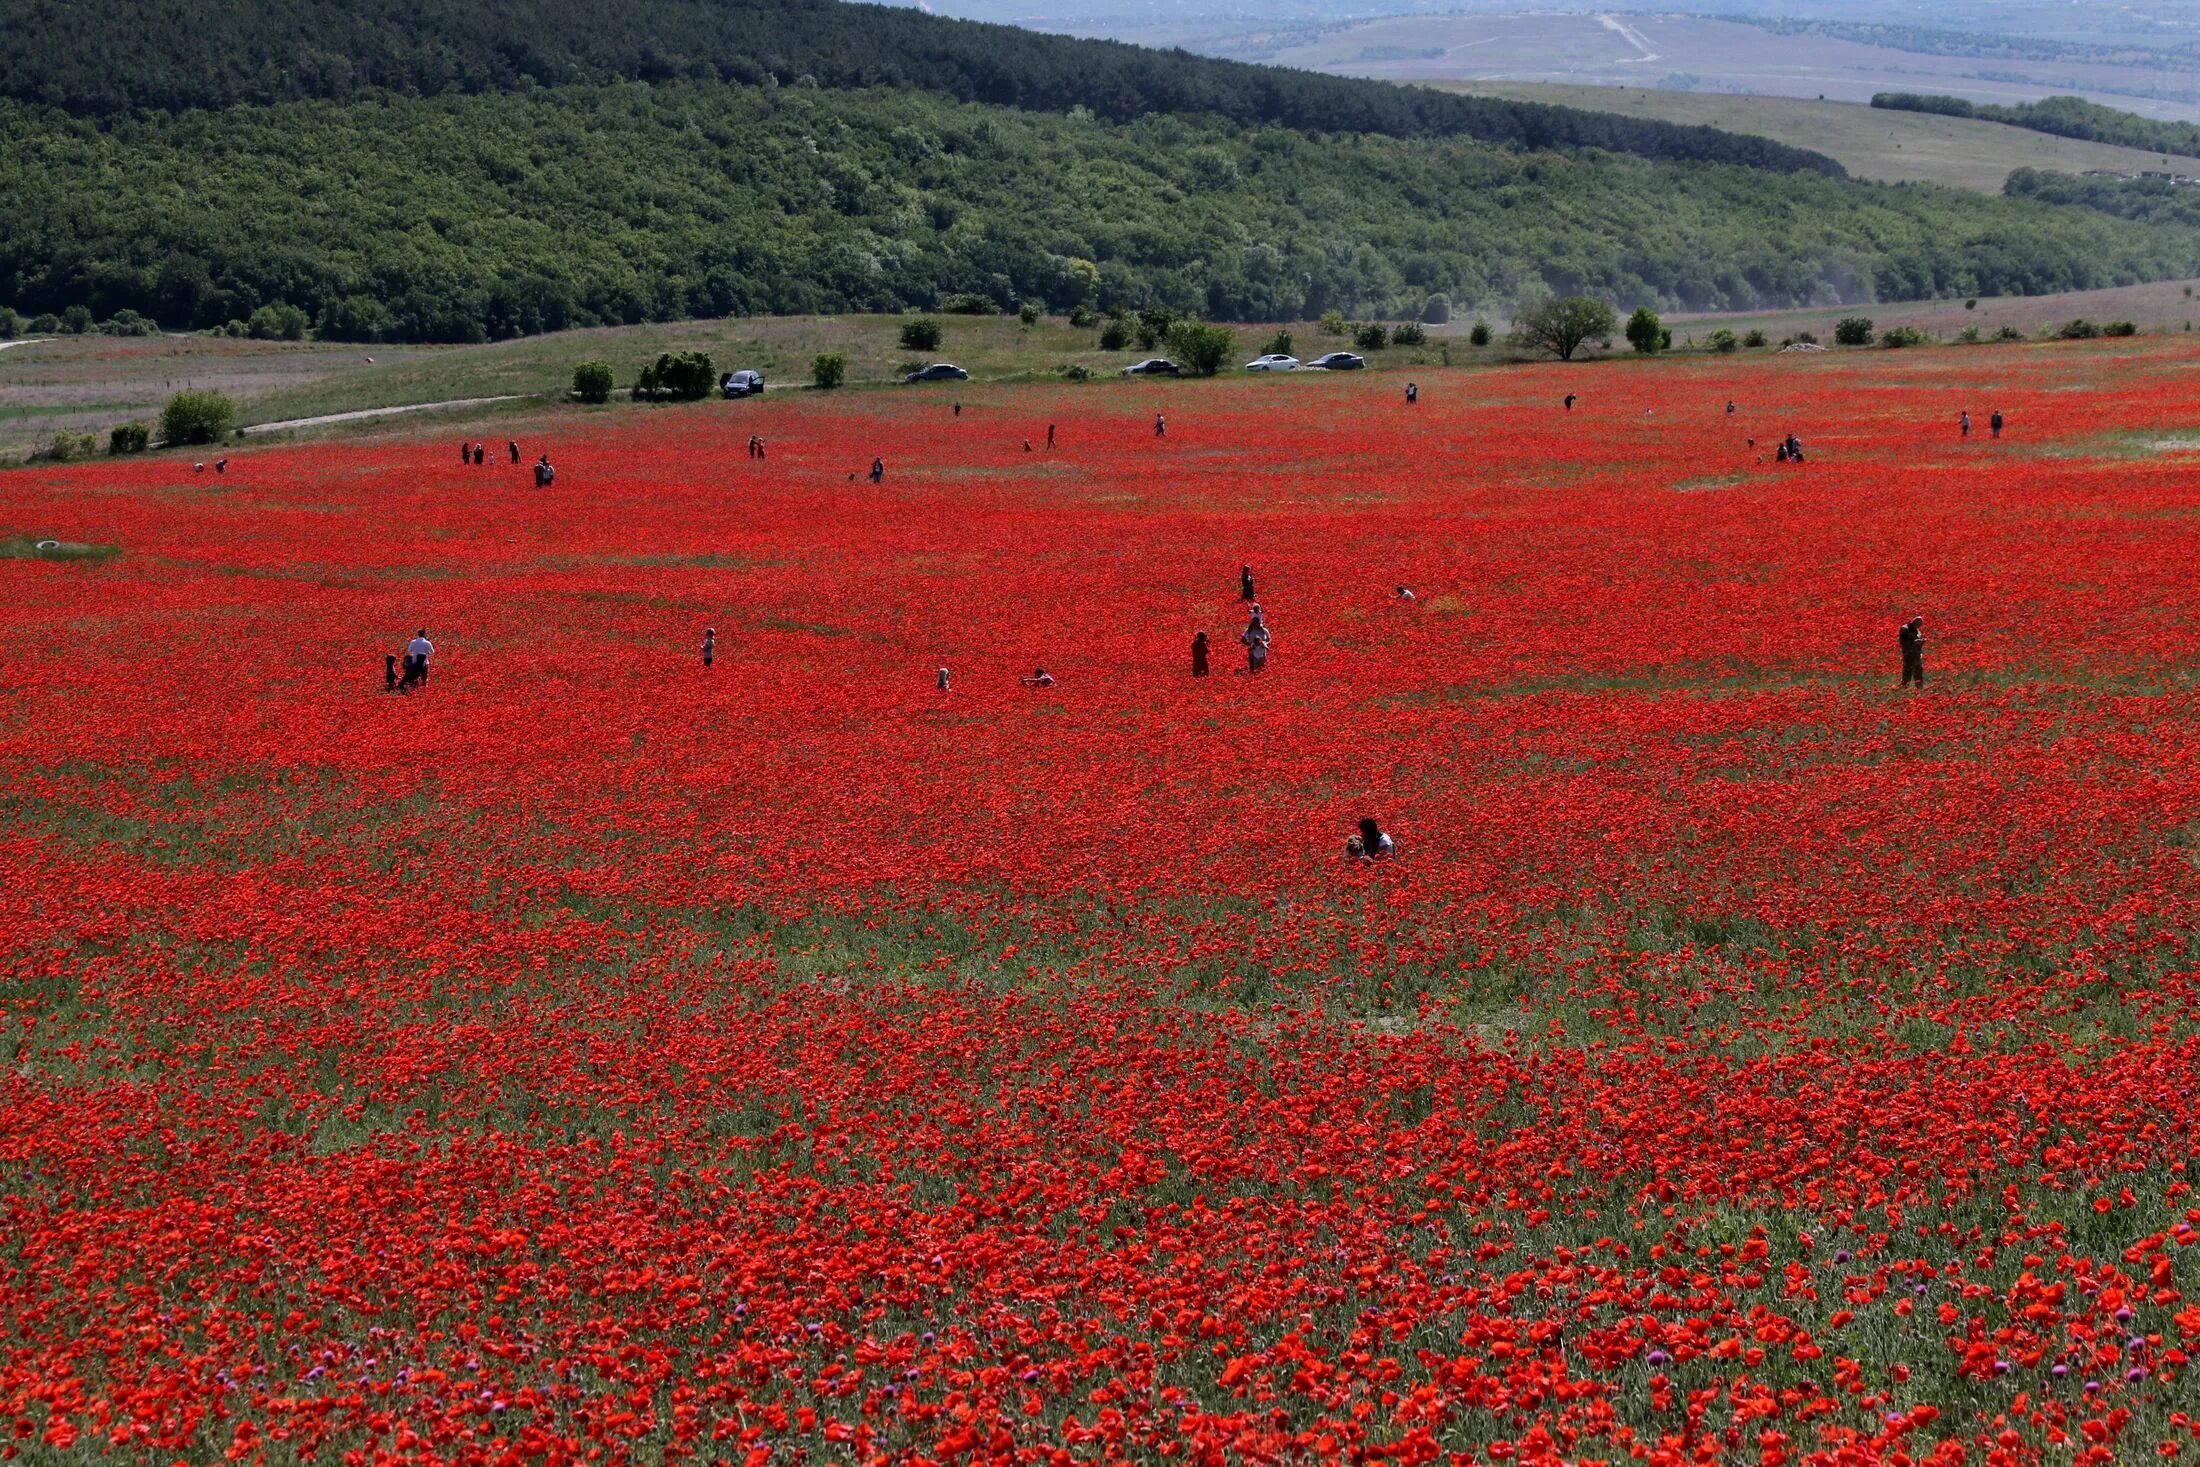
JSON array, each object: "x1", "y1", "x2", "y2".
[
  {"x1": 720, "y1": 370, "x2": 765, "y2": 399},
  {"x1": 1123, "y1": 358, "x2": 1182, "y2": 377},
  {"x1": 1305, "y1": 352, "x2": 1367, "y2": 371},
  {"x1": 904, "y1": 363, "x2": 970, "y2": 383},
  {"x1": 1243, "y1": 354, "x2": 1300, "y2": 372}
]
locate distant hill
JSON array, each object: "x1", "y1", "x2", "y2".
[
  {"x1": 0, "y1": 0, "x2": 1840, "y2": 175},
  {"x1": 1874, "y1": 94, "x2": 2200, "y2": 159},
  {"x1": 1443, "y1": 84, "x2": 2200, "y2": 194}
]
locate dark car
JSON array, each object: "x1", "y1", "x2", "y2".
[
  {"x1": 1305, "y1": 352, "x2": 1367, "y2": 371},
  {"x1": 904, "y1": 362, "x2": 971, "y2": 383},
  {"x1": 1123, "y1": 358, "x2": 1183, "y2": 377},
  {"x1": 721, "y1": 370, "x2": 765, "y2": 399}
]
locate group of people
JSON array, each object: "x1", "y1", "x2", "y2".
[
  {"x1": 458, "y1": 439, "x2": 554, "y2": 485},
  {"x1": 1957, "y1": 410, "x2": 2007, "y2": 439},
  {"x1": 382, "y1": 630, "x2": 434, "y2": 692}
]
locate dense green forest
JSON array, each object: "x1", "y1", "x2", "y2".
[
  {"x1": 0, "y1": 0, "x2": 1838, "y2": 174},
  {"x1": 2006, "y1": 167, "x2": 2200, "y2": 226},
  {"x1": 1873, "y1": 92, "x2": 2200, "y2": 156},
  {"x1": 7, "y1": 85, "x2": 2192, "y2": 342}
]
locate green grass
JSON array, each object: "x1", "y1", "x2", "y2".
[{"x1": 1434, "y1": 83, "x2": 2200, "y2": 193}]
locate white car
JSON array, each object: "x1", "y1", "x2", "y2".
[{"x1": 1244, "y1": 354, "x2": 1300, "y2": 372}]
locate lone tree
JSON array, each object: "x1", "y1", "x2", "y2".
[
  {"x1": 159, "y1": 389, "x2": 234, "y2": 445},
  {"x1": 1511, "y1": 297, "x2": 1619, "y2": 361},
  {"x1": 1625, "y1": 306, "x2": 1664, "y2": 355},
  {"x1": 572, "y1": 361, "x2": 614, "y2": 403},
  {"x1": 898, "y1": 317, "x2": 943, "y2": 351},
  {"x1": 1165, "y1": 320, "x2": 1236, "y2": 377}
]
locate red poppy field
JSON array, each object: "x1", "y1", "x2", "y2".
[{"x1": 4, "y1": 341, "x2": 2199, "y2": 1465}]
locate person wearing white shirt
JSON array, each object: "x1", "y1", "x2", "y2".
[{"x1": 403, "y1": 630, "x2": 434, "y2": 689}]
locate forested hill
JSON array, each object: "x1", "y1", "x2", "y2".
[
  {"x1": 0, "y1": 0, "x2": 1841, "y2": 175},
  {"x1": 1874, "y1": 93, "x2": 2200, "y2": 158}
]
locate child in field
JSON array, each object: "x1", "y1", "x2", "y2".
[
  {"x1": 1405, "y1": 382, "x2": 1418, "y2": 404},
  {"x1": 535, "y1": 455, "x2": 555, "y2": 488},
  {"x1": 1899, "y1": 617, "x2": 1925, "y2": 688},
  {"x1": 1959, "y1": 411, "x2": 1971, "y2": 438},
  {"x1": 937, "y1": 666, "x2": 952, "y2": 692},
  {"x1": 1191, "y1": 631, "x2": 1210, "y2": 676},
  {"x1": 1346, "y1": 817, "x2": 1394, "y2": 861},
  {"x1": 1021, "y1": 667, "x2": 1055, "y2": 688},
  {"x1": 701, "y1": 628, "x2": 715, "y2": 668},
  {"x1": 1155, "y1": 414, "x2": 1166, "y2": 438},
  {"x1": 1241, "y1": 607, "x2": 1271, "y2": 673},
  {"x1": 1394, "y1": 585, "x2": 1414, "y2": 601},
  {"x1": 385, "y1": 653, "x2": 401, "y2": 693},
  {"x1": 1240, "y1": 564, "x2": 1256, "y2": 602}
]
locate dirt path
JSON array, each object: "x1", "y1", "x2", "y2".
[
  {"x1": 241, "y1": 396, "x2": 531, "y2": 436},
  {"x1": 0, "y1": 338, "x2": 55, "y2": 353}
]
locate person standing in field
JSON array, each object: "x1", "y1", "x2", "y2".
[
  {"x1": 1959, "y1": 411, "x2": 1971, "y2": 438},
  {"x1": 534, "y1": 455, "x2": 555, "y2": 487},
  {"x1": 402, "y1": 629, "x2": 434, "y2": 689},
  {"x1": 1241, "y1": 606, "x2": 1271, "y2": 674},
  {"x1": 1240, "y1": 564, "x2": 1256, "y2": 603},
  {"x1": 1563, "y1": 393, "x2": 1577, "y2": 412},
  {"x1": 1899, "y1": 617, "x2": 1925, "y2": 688},
  {"x1": 1405, "y1": 382, "x2": 1418, "y2": 404},
  {"x1": 937, "y1": 666, "x2": 952, "y2": 693},
  {"x1": 1191, "y1": 631, "x2": 1210, "y2": 677},
  {"x1": 1990, "y1": 409, "x2": 2005, "y2": 439},
  {"x1": 1726, "y1": 400, "x2": 1736, "y2": 416},
  {"x1": 460, "y1": 441, "x2": 469, "y2": 465},
  {"x1": 508, "y1": 441, "x2": 521, "y2": 464},
  {"x1": 701, "y1": 628, "x2": 715, "y2": 669},
  {"x1": 1046, "y1": 423, "x2": 1056, "y2": 449},
  {"x1": 473, "y1": 444, "x2": 485, "y2": 466},
  {"x1": 870, "y1": 457, "x2": 884, "y2": 484},
  {"x1": 1154, "y1": 414, "x2": 1166, "y2": 438},
  {"x1": 384, "y1": 653, "x2": 401, "y2": 694}
]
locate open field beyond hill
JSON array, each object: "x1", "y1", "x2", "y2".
[
  {"x1": 1231, "y1": 11, "x2": 2200, "y2": 120},
  {"x1": 4, "y1": 337, "x2": 2200, "y2": 1462},
  {"x1": 13, "y1": 278, "x2": 2200, "y2": 462},
  {"x1": 1439, "y1": 83, "x2": 2200, "y2": 192}
]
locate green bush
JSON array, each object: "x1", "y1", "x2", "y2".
[
  {"x1": 939, "y1": 292, "x2": 995, "y2": 315},
  {"x1": 0, "y1": 306, "x2": 21, "y2": 337},
  {"x1": 1706, "y1": 327, "x2": 1739, "y2": 353},
  {"x1": 1017, "y1": 301, "x2": 1040, "y2": 326},
  {"x1": 1468, "y1": 320, "x2": 1493, "y2": 347},
  {"x1": 2056, "y1": 318, "x2": 2102, "y2": 340},
  {"x1": 101, "y1": 309, "x2": 157, "y2": 336},
  {"x1": 1133, "y1": 308, "x2": 1178, "y2": 351},
  {"x1": 1994, "y1": 325, "x2": 2026, "y2": 341},
  {"x1": 1097, "y1": 319, "x2": 1131, "y2": 350},
  {"x1": 159, "y1": 389, "x2": 235, "y2": 445},
  {"x1": 2103, "y1": 319, "x2": 2138, "y2": 337},
  {"x1": 1354, "y1": 321, "x2": 1388, "y2": 350},
  {"x1": 898, "y1": 317, "x2": 943, "y2": 351},
  {"x1": 1390, "y1": 320, "x2": 1425, "y2": 346},
  {"x1": 1742, "y1": 328, "x2": 1768, "y2": 348},
  {"x1": 1965, "y1": 298, "x2": 1978, "y2": 309},
  {"x1": 1510, "y1": 296, "x2": 1619, "y2": 361},
  {"x1": 1060, "y1": 363, "x2": 1091, "y2": 381},
  {"x1": 573, "y1": 360, "x2": 614, "y2": 403},
  {"x1": 811, "y1": 351, "x2": 847, "y2": 389},
  {"x1": 1833, "y1": 316, "x2": 1875, "y2": 346},
  {"x1": 633, "y1": 350, "x2": 714, "y2": 400},
  {"x1": 108, "y1": 422, "x2": 150, "y2": 453},
  {"x1": 1318, "y1": 310, "x2": 1348, "y2": 337},
  {"x1": 1067, "y1": 304, "x2": 1098, "y2": 328},
  {"x1": 1165, "y1": 320, "x2": 1235, "y2": 376},
  {"x1": 35, "y1": 430, "x2": 99, "y2": 462},
  {"x1": 1261, "y1": 329, "x2": 1293, "y2": 357},
  {"x1": 29, "y1": 314, "x2": 63, "y2": 333},
  {"x1": 1957, "y1": 325, "x2": 1982, "y2": 343},
  {"x1": 61, "y1": 304, "x2": 94, "y2": 334},
  {"x1": 1880, "y1": 324, "x2": 1925, "y2": 348},
  {"x1": 1625, "y1": 305, "x2": 1663, "y2": 354},
  {"x1": 247, "y1": 302, "x2": 308, "y2": 340}
]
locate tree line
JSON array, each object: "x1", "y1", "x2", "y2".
[
  {"x1": 5, "y1": 86, "x2": 2191, "y2": 345},
  {"x1": 1, "y1": 0, "x2": 1842, "y2": 176},
  {"x1": 1874, "y1": 92, "x2": 2200, "y2": 159}
]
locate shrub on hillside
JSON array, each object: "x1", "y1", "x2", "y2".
[
  {"x1": 102, "y1": 309, "x2": 157, "y2": 337},
  {"x1": 1390, "y1": 320, "x2": 1426, "y2": 346},
  {"x1": 1134, "y1": 309, "x2": 1178, "y2": 351},
  {"x1": 1097, "y1": 319, "x2": 1131, "y2": 350},
  {"x1": 1994, "y1": 325, "x2": 2026, "y2": 341},
  {"x1": 1318, "y1": 311, "x2": 1347, "y2": 337},
  {"x1": 2057, "y1": 318, "x2": 2102, "y2": 340},
  {"x1": 573, "y1": 361, "x2": 614, "y2": 403},
  {"x1": 1354, "y1": 322, "x2": 1388, "y2": 350},
  {"x1": 108, "y1": 423, "x2": 150, "y2": 454},
  {"x1": 1510, "y1": 296, "x2": 1618, "y2": 361},
  {"x1": 2104, "y1": 320, "x2": 2138, "y2": 337},
  {"x1": 1833, "y1": 316, "x2": 1875, "y2": 346},
  {"x1": 1625, "y1": 306, "x2": 1663, "y2": 355},
  {"x1": 159, "y1": 389, "x2": 234, "y2": 445},
  {"x1": 1165, "y1": 320, "x2": 1235, "y2": 377},
  {"x1": 1706, "y1": 327, "x2": 1739, "y2": 353},
  {"x1": 247, "y1": 302, "x2": 309, "y2": 341},
  {"x1": 1017, "y1": 302, "x2": 1041, "y2": 326},
  {"x1": 62, "y1": 304, "x2": 93, "y2": 334},
  {"x1": 1468, "y1": 320, "x2": 1493, "y2": 347},
  {"x1": 633, "y1": 350, "x2": 714, "y2": 400},
  {"x1": 939, "y1": 293, "x2": 995, "y2": 315},
  {"x1": 1743, "y1": 328, "x2": 1768, "y2": 348},
  {"x1": 1261, "y1": 329, "x2": 1293, "y2": 357},
  {"x1": 0, "y1": 306, "x2": 21, "y2": 337},
  {"x1": 1880, "y1": 325, "x2": 1926, "y2": 348},
  {"x1": 811, "y1": 352, "x2": 847, "y2": 389},
  {"x1": 899, "y1": 317, "x2": 943, "y2": 351},
  {"x1": 34, "y1": 430, "x2": 99, "y2": 462},
  {"x1": 1067, "y1": 304, "x2": 1098, "y2": 328}
]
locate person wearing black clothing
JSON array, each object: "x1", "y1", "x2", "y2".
[
  {"x1": 1240, "y1": 564, "x2": 1256, "y2": 602},
  {"x1": 384, "y1": 653, "x2": 401, "y2": 693},
  {"x1": 1899, "y1": 617, "x2": 1925, "y2": 688},
  {"x1": 1563, "y1": 393, "x2": 1577, "y2": 412},
  {"x1": 508, "y1": 441, "x2": 521, "y2": 464},
  {"x1": 1191, "y1": 631, "x2": 1210, "y2": 677},
  {"x1": 870, "y1": 457, "x2": 884, "y2": 484},
  {"x1": 1990, "y1": 409, "x2": 2005, "y2": 439}
]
